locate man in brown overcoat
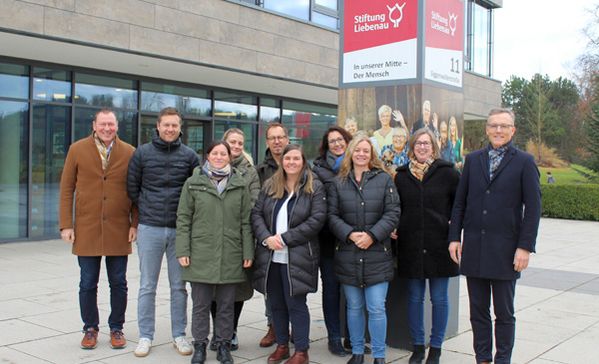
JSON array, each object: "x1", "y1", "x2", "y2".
[{"x1": 59, "y1": 108, "x2": 138, "y2": 350}]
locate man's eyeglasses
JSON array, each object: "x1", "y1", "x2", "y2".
[
  {"x1": 486, "y1": 123, "x2": 514, "y2": 130},
  {"x1": 267, "y1": 136, "x2": 288, "y2": 142}
]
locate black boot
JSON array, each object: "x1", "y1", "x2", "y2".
[
  {"x1": 409, "y1": 345, "x2": 425, "y2": 364},
  {"x1": 343, "y1": 338, "x2": 372, "y2": 354},
  {"x1": 347, "y1": 354, "x2": 364, "y2": 364},
  {"x1": 217, "y1": 342, "x2": 234, "y2": 364},
  {"x1": 191, "y1": 341, "x2": 207, "y2": 364},
  {"x1": 373, "y1": 359, "x2": 385, "y2": 364},
  {"x1": 425, "y1": 347, "x2": 441, "y2": 364},
  {"x1": 329, "y1": 339, "x2": 349, "y2": 357}
]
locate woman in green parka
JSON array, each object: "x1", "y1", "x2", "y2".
[
  {"x1": 176, "y1": 140, "x2": 254, "y2": 364},
  {"x1": 206, "y1": 128, "x2": 261, "y2": 352}
]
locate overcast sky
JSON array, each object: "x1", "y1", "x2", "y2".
[{"x1": 493, "y1": 0, "x2": 597, "y2": 83}]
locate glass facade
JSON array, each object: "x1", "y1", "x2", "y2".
[
  {"x1": 0, "y1": 58, "x2": 336, "y2": 242},
  {"x1": 282, "y1": 101, "x2": 337, "y2": 160},
  {"x1": 236, "y1": 0, "x2": 340, "y2": 30},
  {"x1": 0, "y1": 100, "x2": 28, "y2": 240},
  {"x1": 465, "y1": 1, "x2": 494, "y2": 77}
]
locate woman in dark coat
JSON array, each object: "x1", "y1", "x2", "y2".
[
  {"x1": 251, "y1": 144, "x2": 327, "y2": 364},
  {"x1": 328, "y1": 134, "x2": 401, "y2": 364},
  {"x1": 311, "y1": 126, "x2": 352, "y2": 356},
  {"x1": 393, "y1": 128, "x2": 460, "y2": 364}
]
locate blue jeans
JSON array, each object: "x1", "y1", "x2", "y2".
[
  {"x1": 407, "y1": 278, "x2": 450, "y2": 348},
  {"x1": 343, "y1": 282, "x2": 389, "y2": 359},
  {"x1": 78, "y1": 255, "x2": 128, "y2": 331},
  {"x1": 137, "y1": 224, "x2": 188, "y2": 340},
  {"x1": 320, "y1": 255, "x2": 341, "y2": 341}
]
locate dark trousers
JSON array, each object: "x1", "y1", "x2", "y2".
[
  {"x1": 190, "y1": 282, "x2": 236, "y2": 344},
  {"x1": 78, "y1": 256, "x2": 128, "y2": 332},
  {"x1": 467, "y1": 277, "x2": 516, "y2": 364},
  {"x1": 320, "y1": 255, "x2": 342, "y2": 341},
  {"x1": 211, "y1": 300, "x2": 244, "y2": 334},
  {"x1": 268, "y1": 263, "x2": 310, "y2": 351}
]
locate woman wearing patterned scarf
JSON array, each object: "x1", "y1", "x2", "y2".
[
  {"x1": 393, "y1": 128, "x2": 460, "y2": 364},
  {"x1": 176, "y1": 140, "x2": 254, "y2": 364}
]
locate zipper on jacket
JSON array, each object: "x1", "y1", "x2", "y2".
[
  {"x1": 286, "y1": 259, "x2": 294, "y2": 297},
  {"x1": 264, "y1": 251, "x2": 273, "y2": 300}
]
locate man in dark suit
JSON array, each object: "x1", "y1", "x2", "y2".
[{"x1": 448, "y1": 108, "x2": 541, "y2": 364}]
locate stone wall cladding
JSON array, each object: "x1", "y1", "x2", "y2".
[
  {"x1": 463, "y1": 71, "x2": 502, "y2": 118},
  {"x1": 1, "y1": 0, "x2": 339, "y2": 87}
]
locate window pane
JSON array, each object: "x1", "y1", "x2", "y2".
[
  {"x1": 315, "y1": 0, "x2": 337, "y2": 10},
  {"x1": 183, "y1": 120, "x2": 205, "y2": 156},
  {"x1": 139, "y1": 115, "x2": 156, "y2": 145},
  {"x1": 75, "y1": 73, "x2": 137, "y2": 109},
  {"x1": 214, "y1": 92, "x2": 257, "y2": 121},
  {"x1": 257, "y1": 98, "x2": 281, "y2": 161},
  {"x1": 141, "y1": 82, "x2": 211, "y2": 117},
  {"x1": 31, "y1": 105, "x2": 69, "y2": 239},
  {"x1": 140, "y1": 115, "x2": 205, "y2": 156},
  {"x1": 282, "y1": 101, "x2": 337, "y2": 160},
  {"x1": 472, "y1": 3, "x2": 490, "y2": 76},
  {"x1": 33, "y1": 67, "x2": 72, "y2": 103},
  {"x1": 312, "y1": 11, "x2": 338, "y2": 29},
  {"x1": 74, "y1": 107, "x2": 137, "y2": 146},
  {"x1": 214, "y1": 121, "x2": 258, "y2": 163},
  {"x1": 263, "y1": 0, "x2": 309, "y2": 20},
  {"x1": 260, "y1": 106, "x2": 281, "y2": 123},
  {"x1": 0, "y1": 101, "x2": 28, "y2": 239},
  {"x1": 0, "y1": 63, "x2": 29, "y2": 99}
]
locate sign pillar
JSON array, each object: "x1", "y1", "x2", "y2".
[{"x1": 338, "y1": 0, "x2": 465, "y2": 349}]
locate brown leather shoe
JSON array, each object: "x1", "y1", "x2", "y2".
[
  {"x1": 260, "y1": 325, "x2": 276, "y2": 348},
  {"x1": 110, "y1": 330, "x2": 127, "y2": 349},
  {"x1": 284, "y1": 350, "x2": 308, "y2": 364},
  {"x1": 267, "y1": 344, "x2": 290, "y2": 364},
  {"x1": 81, "y1": 328, "x2": 98, "y2": 349}
]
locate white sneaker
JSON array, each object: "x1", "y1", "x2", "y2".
[
  {"x1": 173, "y1": 336, "x2": 193, "y2": 356},
  {"x1": 134, "y1": 338, "x2": 152, "y2": 357}
]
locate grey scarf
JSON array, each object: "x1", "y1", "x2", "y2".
[{"x1": 202, "y1": 161, "x2": 231, "y2": 194}]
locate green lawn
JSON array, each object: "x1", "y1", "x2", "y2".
[{"x1": 539, "y1": 164, "x2": 598, "y2": 185}]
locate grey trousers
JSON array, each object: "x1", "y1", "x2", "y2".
[{"x1": 190, "y1": 282, "x2": 236, "y2": 343}]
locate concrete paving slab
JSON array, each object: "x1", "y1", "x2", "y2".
[
  {"x1": 0, "y1": 319, "x2": 62, "y2": 346},
  {"x1": 19, "y1": 308, "x2": 83, "y2": 334},
  {"x1": 0, "y1": 298, "x2": 62, "y2": 321},
  {"x1": 0, "y1": 347, "x2": 51, "y2": 363},
  {"x1": 540, "y1": 322, "x2": 599, "y2": 364}
]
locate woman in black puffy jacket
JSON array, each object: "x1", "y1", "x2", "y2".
[
  {"x1": 312, "y1": 126, "x2": 353, "y2": 356},
  {"x1": 328, "y1": 134, "x2": 401, "y2": 364},
  {"x1": 251, "y1": 144, "x2": 327, "y2": 364}
]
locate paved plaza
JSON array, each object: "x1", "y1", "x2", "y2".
[{"x1": 0, "y1": 218, "x2": 598, "y2": 363}]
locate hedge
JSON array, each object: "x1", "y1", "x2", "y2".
[{"x1": 541, "y1": 184, "x2": 599, "y2": 221}]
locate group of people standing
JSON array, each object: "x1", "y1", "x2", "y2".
[{"x1": 59, "y1": 106, "x2": 540, "y2": 364}]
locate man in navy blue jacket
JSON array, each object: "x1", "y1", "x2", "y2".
[{"x1": 448, "y1": 108, "x2": 541, "y2": 364}]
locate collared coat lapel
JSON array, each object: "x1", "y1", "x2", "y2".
[{"x1": 479, "y1": 150, "x2": 490, "y2": 184}]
